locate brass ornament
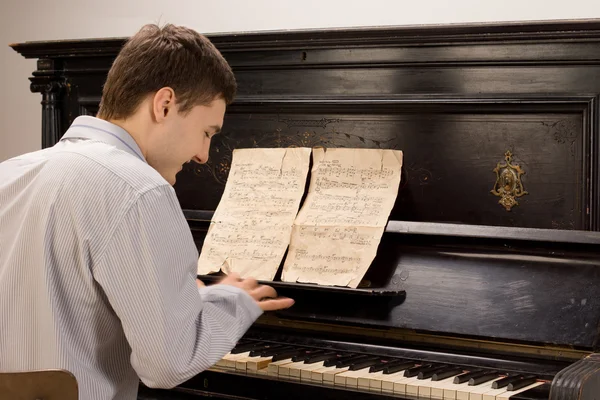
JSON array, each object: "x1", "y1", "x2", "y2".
[{"x1": 491, "y1": 151, "x2": 528, "y2": 211}]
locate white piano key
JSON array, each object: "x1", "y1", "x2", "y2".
[
  {"x1": 288, "y1": 362, "x2": 308, "y2": 378},
  {"x1": 278, "y1": 361, "x2": 305, "y2": 376},
  {"x1": 323, "y1": 366, "x2": 350, "y2": 385},
  {"x1": 246, "y1": 356, "x2": 273, "y2": 371},
  {"x1": 221, "y1": 351, "x2": 251, "y2": 369},
  {"x1": 310, "y1": 365, "x2": 339, "y2": 382},
  {"x1": 235, "y1": 355, "x2": 256, "y2": 371},
  {"x1": 267, "y1": 358, "x2": 294, "y2": 376},
  {"x1": 482, "y1": 386, "x2": 511, "y2": 400},
  {"x1": 294, "y1": 361, "x2": 326, "y2": 381},
  {"x1": 369, "y1": 370, "x2": 405, "y2": 392},
  {"x1": 358, "y1": 370, "x2": 383, "y2": 389},
  {"x1": 334, "y1": 368, "x2": 358, "y2": 386},
  {"x1": 444, "y1": 380, "x2": 474, "y2": 399},
  {"x1": 428, "y1": 376, "x2": 458, "y2": 399},
  {"x1": 381, "y1": 370, "x2": 410, "y2": 393},
  {"x1": 417, "y1": 375, "x2": 457, "y2": 398},
  {"x1": 394, "y1": 374, "x2": 422, "y2": 395},
  {"x1": 345, "y1": 367, "x2": 374, "y2": 387}
]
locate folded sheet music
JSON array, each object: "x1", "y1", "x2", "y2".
[
  {"x1": 197, "y1": 147, "x2": 311, "y2": 280},
  {"x1": 281, "y1": 148, "x2": 403, "y2": 288},
  {"x1": 197, "y1": 147, "x2": 403, "y2": 288}
]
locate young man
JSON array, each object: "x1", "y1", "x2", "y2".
[{"x1": 0, "y1": 23, "x2": 294, "y2": 400}]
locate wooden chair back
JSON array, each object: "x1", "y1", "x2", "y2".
[{"x1": 0, "y1": 370, "x2": 77, "y2": 400}]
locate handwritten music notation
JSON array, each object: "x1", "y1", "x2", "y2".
[
  {"x1": 282, "y1": 148, "x2": 403, "y2": 288},
  {"x1": 313, "y1": 163, "x2": 396, "y2": 181},
  {"x1": 207, "y1": 230, "x2": 288, "y2": 247},
  {"x1": 197, "y1": 148, "x2": 311, "y2": 280}
]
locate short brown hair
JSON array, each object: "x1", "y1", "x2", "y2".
[{"x1": 97, "y1": 23, "x2": 236, "y2": 120}]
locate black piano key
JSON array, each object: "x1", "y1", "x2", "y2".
[
  {"x1": 330, "y1": 354, "x2": 371, "y2": 368},
  {"x1": 323, "y1": 354, "x2": 352, "y2": 367},
  {"x1": 508, "y1": 376, "x2": 538, "y2": 391},
  {"x1": 453, "y1": 369, "x2": 486, "y2": 384},
  {"x1": 230, "y1": 341, "x2": 266, "y2": 354},
  {"x1": 339, "y1": 356, "x2": 378, "y2": 370},
  {"x1": 272, "y1": 349, "x2": 305, "y2": 362},
  {"x1": 349, "y1": 358, "x2": 383, "y2": 371},
  {"x1": 404, "y1": 364, "x2": 435, "y2": 377},
  {"x1": 383, "y1": 361, "x2": 415, "y2": 374},
  {"x1": 469, "y1": 371, "x2": 499, "y2": 385},
  {"x1": 249, "y1": 344, "x2": 288, "y2": 357},
  {"x1": 418, "y1": 365, "x2": 449, "y2": 380},
  {"x1": 253, "y1": 345, "x2": 295, "y2": 357},
  {"x1": 365, "y1": 362, "x2": 386, "y2": 373},
  {"x1": 369, "y1": 359, "x2": 403, "y2": 373},
  {"x1": 291, "y1": 349, "x2": 327, "y2": 362},
  {"x1": 318, "y1": 354, "x2": 347, "y2": 366},
  {"x1": 304, "y1": 351, "x2": 339, "y2": 364},
  {"x1": 492, "y1": 374, "x2": 527, "y2": 389},
  {"x1": 243, "y1": 344, "x2": 273, "y2": 356},
  {"x1": 432, "y1": 367, "x2": 463, "y2": 381}
]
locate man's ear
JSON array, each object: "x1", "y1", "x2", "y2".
[{"x1": 152, "y1": 87, "x2": 176, "y2": 123}]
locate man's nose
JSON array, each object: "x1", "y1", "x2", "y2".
[{"x1": 193, "y1": 148, "x2": 210, "y2": 164}]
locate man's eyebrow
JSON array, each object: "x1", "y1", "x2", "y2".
[{"x1": 210, "y1": 125, "x2": 222, "y2": 134}]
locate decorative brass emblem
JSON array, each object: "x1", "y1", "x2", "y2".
[{"x1": 491, "y1": 151, "x2": 528, "y2": 211}]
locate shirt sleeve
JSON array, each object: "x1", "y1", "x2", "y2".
[{"x1": 92, "y1": 185, "x2": 263, "y2": 389}]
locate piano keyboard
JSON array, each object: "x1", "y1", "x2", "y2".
[{"x1": 211, "y1": 340, "x2": 546, "y2": 400}]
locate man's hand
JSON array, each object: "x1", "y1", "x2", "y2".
[{"x1": 215, "y1": 273, "x2": 295, "y2": 311}]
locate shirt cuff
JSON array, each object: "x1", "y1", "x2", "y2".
[{"x1": 198, "y1": 284, "x2": 263, "y2": 322}]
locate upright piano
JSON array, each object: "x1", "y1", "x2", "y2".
[{"x1": 11, "y1": 19, "x2": 600, "y2": 400}]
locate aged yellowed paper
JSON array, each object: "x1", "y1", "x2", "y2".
[
  {"x1": 197, "y1": 147, "x2": 311, "y2": 280},
  {"x1": 281, "y1": 148, "x2": 403, "y2": 287}
]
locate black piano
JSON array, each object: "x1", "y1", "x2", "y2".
[{"x1": 11, "y1": 18, "x2": 600, "y2": 400}]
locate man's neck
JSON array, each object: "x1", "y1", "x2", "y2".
[{"x1": 103, "y1": 116, "x2": 150, "y2": 160}]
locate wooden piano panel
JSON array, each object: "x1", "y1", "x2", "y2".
[{"x1": 176, "y1": 99, "x2": 589, "y2": 229}]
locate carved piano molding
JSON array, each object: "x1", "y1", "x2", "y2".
[
  {"x1": 30, "y1": 80, "x2": 64, "y2": 149},
  {"x1": 550, "y1": 353, "x2": 600, "y2": 400}
]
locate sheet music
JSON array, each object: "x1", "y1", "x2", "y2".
[
  {"x1": 281, "y1": 148, "x2": 403, "y2": 287},
  {"x1": 197, "y1": 147, "x2": 311, "y2": 280}
]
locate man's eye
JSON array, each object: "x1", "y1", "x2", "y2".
[{"x1": 204, "y1": 132, "x2": 210, "y2": 138}]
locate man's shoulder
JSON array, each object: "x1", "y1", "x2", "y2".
[{"x1": 54, "y1": 139, "x2": 170, "y2": 196}]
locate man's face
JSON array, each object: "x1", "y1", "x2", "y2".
[{"x1": 147, "y1": 97, "x2": 225, "y2": 185}]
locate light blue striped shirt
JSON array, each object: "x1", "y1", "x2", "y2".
[{"x1": 0, "y1": 116, "x2": 262, "y2": 400}]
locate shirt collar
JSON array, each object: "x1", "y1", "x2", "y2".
[{"x1": 61, "y1": 116, "x2": 146, "y2": 162}]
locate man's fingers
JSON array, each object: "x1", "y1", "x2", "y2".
[
  {"x1": 250, "y1": 285, "x2": 277, "y2": 301},
  {"x1": 211, "y1": 275, "x2": 294, "y2": 312},
  {"x1": 219, "y1": 272, "x2": 241, "y2": 284},
  {"x1": 240, "y1": 277, "x2": 258, "y2": 291},
  {"x1": 258, "y1": 297, "x2": 295, "y2": 311}
]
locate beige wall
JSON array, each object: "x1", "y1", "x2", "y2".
[{"x1": 2, "y1": 0, "x2": 600, "y2": 162}]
